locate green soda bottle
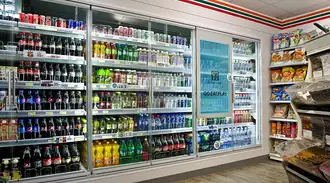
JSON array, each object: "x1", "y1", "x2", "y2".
[
  {"x1": 104, "y1": 69, "x2": 110, "y2": 84},
  {"x1": 135, "y1": 138, "x2": 143, "y2": 161},
  {"x1": 117, "y1": 44, "x2": 123, "y2": 60},
  {"x1": 96, "y1": 68, "x2": 105, "y2": 84},
  {"x1": 120, "y1": 140, "x2": 127, "y2": 164},
  {"x1": 93, "y1": 119, "x2": 100, "y2": 134},
  {"x1": 127, "y1": 139, "x2": 135, "y2": 161},
  {"x1": 123, "y1": 44, "x2": 128, "y2": 60},
  {"x1": 132, "y1": 46, "x2": 138, "y2": 61},
  {"x1": 128, "y1": 45, "x2": 133, "y2": 61}
]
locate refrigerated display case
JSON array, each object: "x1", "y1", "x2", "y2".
[{"x1": 0, "y1": 0, "x2": 263, "y2": 182}]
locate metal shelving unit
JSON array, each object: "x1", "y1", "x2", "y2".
[{"x1": 269, "y1": 118, "x2": 297, "y2": 122}]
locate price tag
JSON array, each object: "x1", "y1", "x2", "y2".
[
  {"x1": 66, "y1": 136, "x2": 75, "y2": 142},
  {"x1": 127, "y1": 38, "x2": 132, "y2": 42},
  {"x1": 68, "y1": 56, "x2": 77, "y2": 60},
  {"x1": 115, "y1": 133, "x2": 122, "y2": 138},
  {"x1": 136, "y1": 132, "x2": 144, "y2": 136},
  {"x1": 113, "y1": 36, "x2": 119, "y2": 40},
  {"x1": 102, "y1": 110, "x2": 109, "y2": 114},
  {"x1": 28, "y1": 112, "x2": 36, "y2": 116},
  {"x1": 75, "y1": 136, "x2": 84, "y2": 141},
  {"x1": 60, "y1": 111, "x2": 67, "y2": 115},
  {"x1": 102, "y1": 135, "x2": 113, "y2": 139},
  {"x1": 46, "y1": 112, "x2": 53, "y2": 115},
  {"x1": 75, "y1": 110, "x2": 83, "y2": 115},
  {"x1": 25, "y1": 83, "x2": 33, "y2": 87},
  {"x1": 165, "y1": 43, "x2": 170, "y2": 47},
  {"x1": 98, "y1": 59, "x2": 105, "y2": 63},
  {"x1": 100, "y1": 85, "x2": 107, "y2": 89},
  {"x1": 177, "y1": 45, "x2": 183, "y2": 48},
  {"x1": 125, "y1": 132, "x2": 133, "y2": 138}
]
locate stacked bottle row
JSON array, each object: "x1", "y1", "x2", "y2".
[
  {"x1": 92, "y1": 42, "x2": 188, "y2": 69},
  {"x1": 233, "y1": 76, "x2": 255, "y2": 92},
  {"x1": 18, "y1": 33, "x2": 84, "y2": 57},
  {"x1": 197, "y1": 117, "x2": 230, "y2": 127},
  {"x1": 233, "y1": 59, "x2": 255, "y2": 74},
  {"x1": 18, "y1": 62, "x2": 83, "y2": 83},
  {"x1": 20, "y1": 144, "x2": 80, "y2": 178},
  {"x1": 233, "y1": 94, "x2": 253, "y2": 108},
  {"x1": 92, "y1": 92, "x2": 148, "y2": 109},
  {"x1": 198, "y1": 126, "x2": 253, "y2": 152},
  {"x1": 232, "y1": 42, "x2": 253, "y2": 56},
  {"x1": 234, "y1": 110, "x2": 253, "y2": 123},
  {"x1": 94, "y1": 68, "x2": 192, "y2": 88},
  {"x1": 18, "y1": 90, "x2": 85, "y2": 111},
  {"x1": 93, "y1": 114, "x2": 192, "y2": 134},
  {"x1": 18, "y1": 117, "x2": 86, "y2": 139},
  {"x1": 86, "y1": 133, "x2": 189, "y2": 167},
  {"x1": 153, "y1": 94, "x2": 192, "y2": 108}
]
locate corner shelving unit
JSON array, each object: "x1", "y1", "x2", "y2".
[{"x1": 268, "y1": 45, "x2": 306, "y2": 162}]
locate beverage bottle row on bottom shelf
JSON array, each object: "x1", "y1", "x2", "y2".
[
  {"x1": 81, "y1": 133, "x2": 192, "y2": 168},
  {"x1": 198, "y1": 127, "x2": 253, "y2": 152},
  {"x1": 0, "y1": 143, "x2": 80, "y2": 180}
]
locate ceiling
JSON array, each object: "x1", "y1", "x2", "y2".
[{"x1": 223, "y1": 0, "x2": 330, "y2": 19}]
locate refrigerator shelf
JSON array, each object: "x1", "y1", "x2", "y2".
[
  {"x1": 91, "y1": 58, "x2": 191, "y2": 74},
  {"x1": 0, "y1": 20, "x2": 85, "y2": 39},
  {"x1": 296, "y1": 109, "x2": 330, "y2": 116},
  {"x1": 270, "y1": 100, "x2": 291, "y2": 103},
  {"x1": 0, "y1": 135, "x2": 86, "y2": 148},
  {"x1": 0, "y1": 81, "x2": 85, "y2": 90},
  {"x1": 233, "y1": 107, "x2": 254, "y2": 110},
  {"x1": 232, "y1": 53, "x2": 256, "y2": 60},
  {"x1": 270, "y1": 118, "x2": 297, "y2": 122},
  {"x1": 0, "y1": 109, "x2": 86, "y2": 118},
  {"x1": 92, "y1": 108, "x2": 192, "y2": 115},
  {"x1": 92, "y1": 33, "x2": 191, "y2": 53},
  {"x1": 93, "y1": 128, "x2": 192, "y2": 140},
  {"x1": 271, "y1": 45, "x2": 304, "y2": 53},
  {"x1": 197, "y1": 122, "x2": 255, "y2": 130},
  {"x1": 0, "y1": 51, "x2": 86, "y2": 64},
  {"x1": 92, "y1": 84, "x2": 192, "y2": 93}
]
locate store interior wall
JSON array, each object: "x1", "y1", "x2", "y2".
[{"x1": 55, "y1": 0, "x2": 278, "y2": 182}]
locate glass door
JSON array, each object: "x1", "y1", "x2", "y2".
[
  {"x1": 0, "y1": 0, "x2": 89, "y2": 182},
  {"x1": 196, "y1": 28, "x2": 233, "y2": 155},
  {"x1": 232, "y1": 37, "x2": 260, "y2": 149},
  {"x1": 148, "y1": 20, "x2": 194, "y2": 163},
  {"x1": 90, "y1": 8, "x2": 152, "y2": 173}
]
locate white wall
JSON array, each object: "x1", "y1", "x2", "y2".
[{"x1": 66, "y1": 0, "x2": 275, "y2": 182}]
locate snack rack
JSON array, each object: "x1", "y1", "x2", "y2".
[{"x1": 269, "y1": 30, "x2": 310, "y2": 161}]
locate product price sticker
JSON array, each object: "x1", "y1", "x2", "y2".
[
  {"x1": 75, "y1": 110, "x2": 83, "y2": 115},
  {"x1": 100, "y1": 85, "x2": 107, "y2": 89},
  {"x1": 46, "y1": 111, "x2": 53, "y2": 115},
  {"x1": 102, "y1": 110, "x2": 109, "y2": 114},
  {"x1": 74, "y1": 136, "x2": 84, "y2": 141},
  {"x1": 98, "y1": 59, "x2": 105, "y2": 63},
  {"x1": 28, "y1": 112, "x2": 36, "y2": 116},
  {"x1": 25, "y1": 82, "x2": 33, "y2": 87},
  {"x1": 60, "y1": 111, "x2": 67, "y2": 115}
]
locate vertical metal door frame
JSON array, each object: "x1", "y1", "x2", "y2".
[
  {"x1": 192, "y1": 28, "x2": 198, "y2": 156},
  {"x1": 86, "y1": 6, "x2": 93, "y2": 172}
]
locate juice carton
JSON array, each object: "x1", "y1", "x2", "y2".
[
  {"x1": 1, "y1": 119, "x2": 8, "y2": 141},
  {"x1": 8, "y1": 119, "x2": 17, "y2": 140}
]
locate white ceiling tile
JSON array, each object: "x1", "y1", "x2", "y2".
[
  {"x1": 256, "y1": 5, "x2": 290, "y2": 18},
  {"x1": 259, "y1": 0, "x2": 282, "y2": 4},
  {"x1": 276, "y1": 12, "x2": 295, "y2": 19},
  {"x1": 291, "y1": 1, "x2": 330, "y2": 16},
  {"x1": 272, "y1": 0, "x2": 328, "y2": 12},
  {"x1": 230, "y1": 0, "x2": 269, "y2": 11}
]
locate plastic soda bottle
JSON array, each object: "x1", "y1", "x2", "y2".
[
  {"x1": 112, "y1": 141, "x2": 120, "y2": 165},
  {"x1": 104, "y1": 141, "x2": 112, "y2": 166},
  {"x1": 135, "y1": 138, "x2": 143, "y2": 161},
  {"x1": 142, "y1": 138, "x2": 149, "y2": 161},
  {"x1": 128, "y1": 117, "x2": 134, "y2": 132},
  {"x1": 96, "y1": 68, "x2": 105, "y2": 84},
  {"x1": 95, "y1": 142, "x2": 104, "y2": 168},
  {"x1": 120, "y1": 140, "x2": 127, "y2": 164},
  {"x1": 127, "y1": 139, "x2": 135, "y2": 158}
]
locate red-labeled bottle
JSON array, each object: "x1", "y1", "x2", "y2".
[
  {"x1": 33, "y1": 61, "x2": 40, "y2": 81},
  {"x1": 34, "y1": 34, "x2": 42, "y2": 51},
  {"x1": 52, "y1": 145, "x2": 62, "y2": 169},
  {"x1": 18, "y1": 32, "x2": 26, "y2": 51},
  {"x1": 42, "y1": 146, "x2": 52, "y2": 167},
  {"x1": 18, "y1": 61, "x2": 25, "y2": 81},
  {"x1": 27, "y1": 32, "x2": 34, "y2": 51},
  {"x1": 25, "y1": 61, "x2": 33, "y2": 81}
]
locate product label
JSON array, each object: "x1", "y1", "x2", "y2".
[
  {"x1": 52, "y1": 157, "x2": 62, "y2": 165},
  {"x1": 40, "y1": 126, "x2": 47, "y2": 132},
  {"x1": 23, "y1": 162, "x2": 31, "y2": 168},
  {"x1": 162, "y1": 145, "x2": 168, "y2": 152},
  {"x1": 35, "y1": 97, "x2": 41, "y2": 104},
  {"x1": 26, "y1": 97, "x2": 33, "y2": 104},
  {"x1": 71, "y1": 156, "x2": 80, "y2": 163},
  {"x1": 19, "y1": 127, "x2": 25, "y2": 134},
  {"x1": 26, "y1": 127, "x2": 32, "y2": 132},
  {"x1": 42, "y1": 159, "x2": 52, "y2": 166},
  {"x1": 33, "y1": 126, "x2": 40, "y2": 133},
  {"x1": 33, "y1": 160, "x2": 42, "y2": 168},
  {"x1": 62, "y1": 157, "x2": 71, "y2": 164}
]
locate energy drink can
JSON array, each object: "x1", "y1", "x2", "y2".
[
  {"x1": 27, "y1": 13, "x2": 33, "y2": 24},
  {"x1": 57, "y1": 18, "x2": 63, "y2": 28},
  {"x1": 167, "y1": 35, "x2": 171, "y2": 43},
  {"x1": 33, "y1": 14, "x2": 39, "y2": 24},
  {"x1": 136, "y1": 29, "x2": 142, "y2": 39},
  {"x1": 39, "y1": 15, "x2": 45, "y2": 25},
  {"x1": 128, "y1": 28, "x2": 133, "y2": 37},
  {"x1": 154, "y1": 33, "x2": 159, "y2": 42},
  {"x1": 45, "y1": 16, "x2": 51, "y2": 26},
  {"x1": 72, "y1": 20, "x2": 78, "y2": 30},
  {"x1": 52, "y1": 17, "x2": 58, "y2": 27},
  {"x1": 68, "y1": 19, "x2": 74, "y2": 29},
  {"x1": 78, "y1": 21, "x2": 84, "y2": 30},
  {"x1": 19, "y1": 12, "x2": 25, "y2": 22},
  {"x1": 171, "y1": 36, "x2": 176, "y2": 44}
]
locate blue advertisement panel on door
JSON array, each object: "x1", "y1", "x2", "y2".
[{"x1": 200, "y1": 40, "x2": 230, "y2": 115}]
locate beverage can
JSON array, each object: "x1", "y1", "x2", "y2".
[
  {"x1": 141, "y1": 30, "x2": 146, "y2": 40},
  {"x1": 33, "y1": 14, "x2": 39, "y2": 24},
  {"x1": 57, "y1": 18, "x2": 63, "y2": 28},
  {"x1": 154, "y1": 33, "x2": 159, "y2": 42},
  {"x1": 78, "y1": 21, "x2": 84, "y2": 30},
  {"x1": 19, "y1": 12, "x2": 25, "y2": 22},
  {"x1": 68, "y1": 19, "x2": 74, "y2": 29},
  {"x1": 113, "y1": 28, "x2": 119, "y2": 35},
  {"x1": 108, "y1": 26, "x2": 113, "y2": 35},
  {"x1": 132, "y1": 28, "x2": 137, "y2": 38},
  {"x1": 171, "y1": 36, "x2": 176, "y2": 44},
  {"x1": 150, "y1": 31, "x2": 154, "y2": 41},
  {"x1": 27, "y1": 13, "x2": 33, "y2": 24},
  {"x1": 118, "y1": 26, "x2": 124, "y2": 36},
  {"x1": 123, "y1": 27, "x2": 128, "y2": 37},
  {"x1": 167, "y1": 35, "x2": 171, "y2": 43},
  {"x1": 102, "y1": 26, "x2": 108, "y2": 34},
  {"x1": 52, "y1": 17, "x2": 58, "y2": 27},
  {"x1": 62, "y1": 19, "x2": 67, "y2": 28},
  {"x1": 128, "y1": 28, "x2": 133, "y2": 37},
  {"x1": 24, "y1": 14, "x2": 29, "y2": 23},
  {"x1": 45, "y1": 16, "x2": 51, "y2": 26},
  {"x1": 39, "y1": 15, "x2": 45, "y2": 25},
  {"x1": 159, "y1": 34, "x2": 163, "y2": 42},
  {"x1": 183, "y1": 38, "x2": 187, "y2": 46},
  {"x1": 136, "y1": 29, "x2": 142, "y2": 39},
  {"x1": 73, "y1": 20, "x2": 78, "y2": 30}
]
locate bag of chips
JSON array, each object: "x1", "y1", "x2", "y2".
[{"x1": 272, "y1": 104, "x2": 289, "y2": 118}]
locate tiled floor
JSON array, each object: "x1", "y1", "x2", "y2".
[{"x1": 175, "y1": 161, "x2": 289, "y2": 183}]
